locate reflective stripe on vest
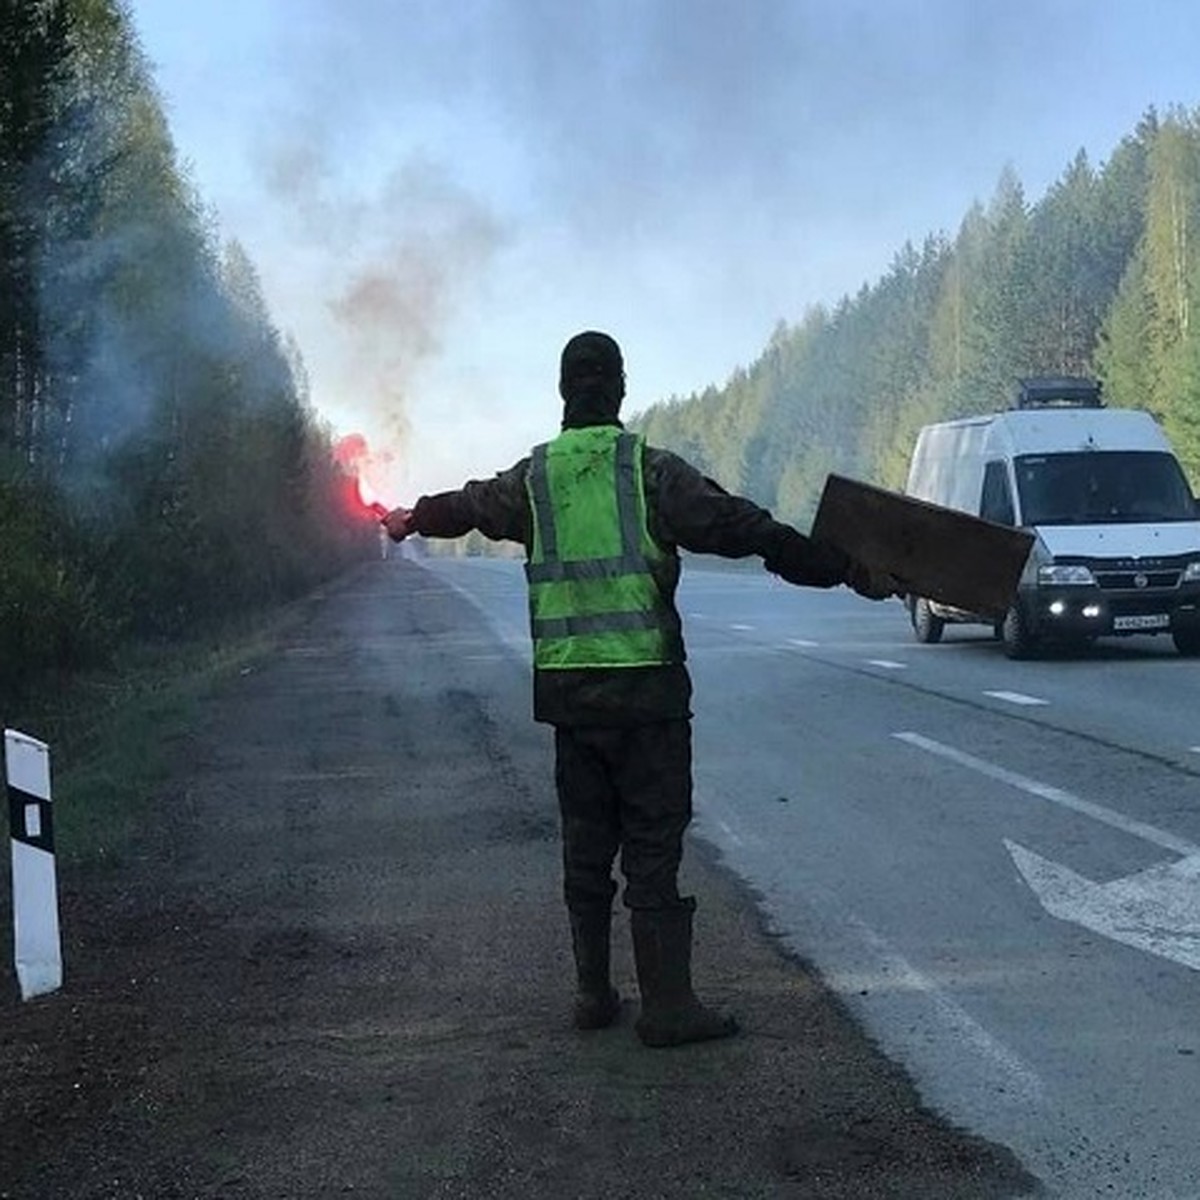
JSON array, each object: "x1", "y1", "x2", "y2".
[{"x1": 524, "y1": 428, "x2": 678, "y2": 669}]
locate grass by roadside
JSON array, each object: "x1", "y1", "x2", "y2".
[{"x1": 1, "y1": 583, "x2": 336, "y2": 870}]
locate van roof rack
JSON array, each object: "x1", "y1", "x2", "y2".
[{"x1": 1014, "y1": 376, "x2": 1104, "y2": 410}]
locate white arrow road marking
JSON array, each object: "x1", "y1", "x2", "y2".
[
  {"x1": 895, "y1": 732, "x2": 1200, "y2": 970},
  {"x1": 1005, "y1": 840, "x2": 1200, "y2": 971},
  {"x1": 984, "y1": 690, "x2": 1048, "y2": 706}
]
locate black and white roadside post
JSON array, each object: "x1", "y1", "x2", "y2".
[{"x1": 5, "y1": 729, "x2": 62, "y2": 999}]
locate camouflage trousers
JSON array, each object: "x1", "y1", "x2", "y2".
[{"x1": 553, "y1": 719, "x2": 693, "y2": 914}]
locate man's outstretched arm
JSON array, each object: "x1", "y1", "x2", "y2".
[
  {"x1": 645, "y1": 449, "x2": 897, "y2": 597},
  {"x1": 384, "y1": 460, "x2": 530, "y2": 545}
]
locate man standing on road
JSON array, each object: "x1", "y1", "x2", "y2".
[{"x1": 383, "y1": 330, "x2": 894, "y2": 1048}]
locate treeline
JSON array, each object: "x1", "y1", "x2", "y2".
[
  {"x1": 1, "y1": 1, "x2": 372, "y2": 703},
  {"x1": 636, "y1": 108, "x2": 1200, "y2": 524}
]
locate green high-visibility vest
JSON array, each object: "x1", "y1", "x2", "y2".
[{"x1": 524, "y1": 427, "x2": 682, "y2": 670}]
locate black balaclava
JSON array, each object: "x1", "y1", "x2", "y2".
[{"x1": 559, "y1": 330, "x2": 626, "y2": 429}]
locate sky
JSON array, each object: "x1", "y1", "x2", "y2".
[{"x1": 127, "y1": 0, "x2": 1200, "y2": 504}]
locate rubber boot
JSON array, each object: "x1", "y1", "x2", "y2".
[
  {"x1": 568, "y1": 909, "x2": 620, "y2": 1030},
  {"x1": 631, "y1": 905, "x2": 738, "y2": 1048}
]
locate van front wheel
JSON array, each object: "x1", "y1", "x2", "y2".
[
  {"x1": 1173, "y1": 627, "x2": 1200, "y2": 656},
  {"x1": 911, "y1": 597, "x2": 945, "y2": 644},
  {"x1": 1001, "y1": 603, "x2": 1038, "y2": 659}
]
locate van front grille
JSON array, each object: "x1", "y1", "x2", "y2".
[{"x1": 1093, "y1": 568, "x2": 1182, "y2": 590}]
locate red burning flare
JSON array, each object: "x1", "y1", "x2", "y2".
[
  {"x1": 357, "y1": 475, "x2": 389, "y2": 520},
  {"x1": 334, "y1": 433, "x2": 391, "y2": 521}
]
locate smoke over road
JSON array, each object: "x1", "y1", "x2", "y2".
[
  {"x1": 260, "y1": 135, "x2": 505, "y2": 490},
  {"x1": 132, "y1": 0, "x2": 1193, "y2": 501}
]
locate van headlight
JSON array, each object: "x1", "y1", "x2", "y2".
[
  {"x1": 1038, "y1": 564, "x2": 1096, "y2": 586},
  {"x1": 1183, "y1": 560, "x2": 1200, "y2": 583}
]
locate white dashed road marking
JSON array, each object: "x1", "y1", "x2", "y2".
[
  {"x1": 867, "y1": 659, "x2": 907, "y2": 670},
  {"x1": 984, "y1": 690, "x2": 1048, "y2": 706}
]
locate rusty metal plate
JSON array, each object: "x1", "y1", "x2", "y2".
[{"x1": 811, "y1": 474, "x2": 1034, "y2": 618}]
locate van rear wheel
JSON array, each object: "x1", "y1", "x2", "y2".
[
  {"x1": 1173, "y1": 627, "x2": 1200, "y2": 656},
  {"x1": 911, "y1": 597, "x2": 945, "y2": 644},
  {"x1": 1001, "y1": 602, "x2": 1038, "y2": 659}
]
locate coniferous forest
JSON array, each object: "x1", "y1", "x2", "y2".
[
  {"x1": 635, "y1": 110, "x2": 1200, "y2": 523},
  {"x1": 1, "y1": 1, "x2": 372, "y2": 703},
  {"x1": 6, "y1": 2, "x2": 1200, "y2": 704}
]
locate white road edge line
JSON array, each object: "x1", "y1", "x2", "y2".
[
  {"x1": 837, "y1": 913, "x2": 1044, "y2": 1103},
  {"x1": 984, "y1": 690, "x2": 1048, "y2": 706},
  {"x1": 714, "y1": 818, "x2": 743, "y2": 847},
  {"x1": 699, "y1": 791, "x2": 1042, "y2": 1103},
  {"x1": 894, "y1": 731, "x2": 1200, "y2": 857},
  {"x1": 428, "y1": 565, "x2": 530, "y2": 658}
]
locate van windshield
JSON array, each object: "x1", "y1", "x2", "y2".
[{"x1": 1015, "y1": 451, "x2": 1196, "y2": 525}]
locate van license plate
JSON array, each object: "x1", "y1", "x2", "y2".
[{"x1": 1114, "y1": 613, "x2": 1170, "y2": 631}]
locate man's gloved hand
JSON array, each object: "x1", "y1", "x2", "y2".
[
  {"x1": 383, "y1": 506, "x2": 415, "y2": 542},
  {"x1": 844, "y1": 559, "x2": 901, "y2": 600},
  {"x1": 766, "y1": 537, "x2": 852, "y2": 588}
]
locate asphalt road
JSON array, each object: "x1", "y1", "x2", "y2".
[
  {"x1": 424, "y1": 553, "x2": 1200, "y2": 1200},
  {"x1": 1, "y1": 552, "x2": 1036, "y2": 1199}
]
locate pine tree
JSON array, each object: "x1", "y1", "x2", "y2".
[{"x1": 0, "y1": 0, "x2": 72, "y2": 463}]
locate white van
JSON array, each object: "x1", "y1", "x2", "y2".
[{"x1": 904, "y1": 377, "x2": 1200, "y2": 657}]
